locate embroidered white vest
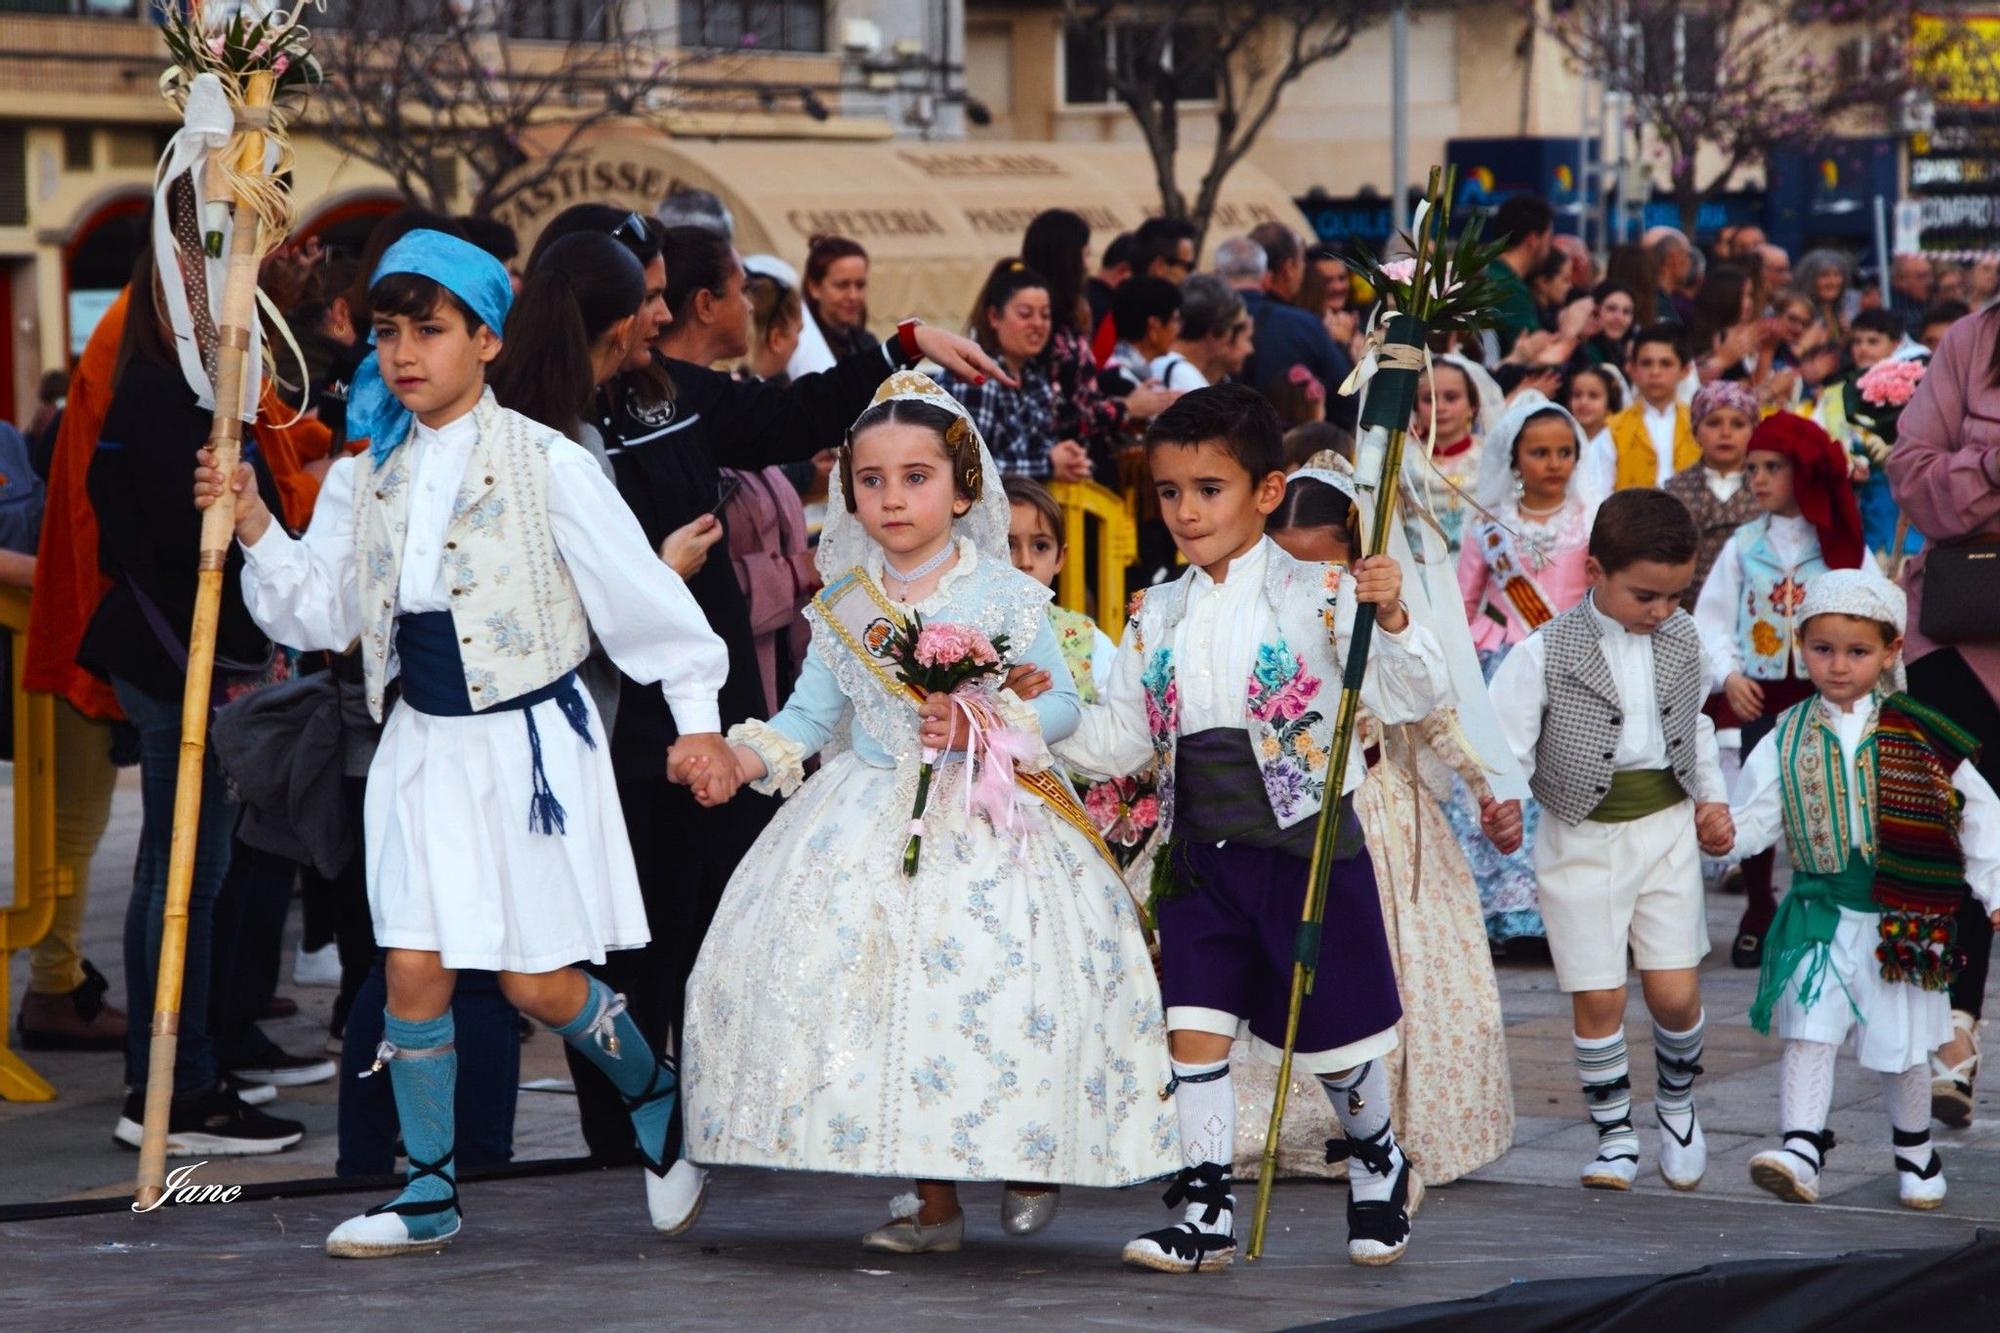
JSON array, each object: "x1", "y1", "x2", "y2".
[
  {"x1": 351, "y1": 391, "x2": 590, "y2": 721},
  {"x1": 1122, "y1": 544, "x2": 1354, "y2": 840}
]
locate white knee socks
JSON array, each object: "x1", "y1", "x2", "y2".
[
  {"x1": 1653, "y1": 1011, "x2": 1705, "y2": 1138},
  {"x1": 1779, "y1": 1038, "x2": 1837, "y2": 1137},
  {"x1": 1169, "y1": 1057, "x2": 1234, "y2": 1233},
  {"x1": 1883, "y1": 1063, "x2": 1934, "y2": 1169},
  {"x1": 1320, "y1": 1061, "x2": 1405, "y2": 1203}
]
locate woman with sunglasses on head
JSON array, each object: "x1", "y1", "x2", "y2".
[{"x1": 522, "y1": 205, "x2": 1007, "y2": 1222}]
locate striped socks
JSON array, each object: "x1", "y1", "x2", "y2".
[
  {"x1": 1574, "y1": 1029, "x2": 1639, "y2": 1185},
  {"x1": 1653, "y1": 1012, "x2": 1706, "y2": 1141}
]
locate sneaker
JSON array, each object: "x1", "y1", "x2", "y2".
[
  {"x1": 221, "y1": 1073, "x2": 279, "y2": 1107},
  {"x1": 291, "y1": 942, "x2": 341, "y2": 989},
  {"x1": 228, "y1": 1049, "x2": 337, "y2": 1087},
  {"x1": 1749, "y1": 1129, "x2": 1833, "y2": 1203},
  {"x1": 1896, "y1": 1147, "x2": 1947, "y2": 1210},
  {"x1": 113, "y1": 1086, "x2": 304, "y2": 1156},
  {"x1": 1657, "y1": 1109, "x2": 1707, "y2": 1191},
  {"x1": 1122, "y1": 1164, "x2": 1237, "y2": 1274},
  {"x1": 15, "y1": 960, "x2": 127, "y2": 1051}
]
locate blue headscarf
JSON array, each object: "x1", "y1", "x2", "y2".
[{"x1": 346, "y1": 229, "x2": 514, "y2": 467}]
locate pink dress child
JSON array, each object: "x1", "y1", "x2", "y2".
[{"x1": 1456, "y1": 394, "x2": 1598, "y2": 666}]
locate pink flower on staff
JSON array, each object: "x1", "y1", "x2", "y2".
[
  {"x1": 1856, "y1": 358, "x2": 1925, "y2": 408},
  {"x1": 272, "y1": 54, "x2": 289, "y2": 75},
  {"x1": 913, "y1": 623, "x2": 998, "y2": 669},
  {"x1": 1380, "y1": 258, "x2": 1417, "y2": 285}
]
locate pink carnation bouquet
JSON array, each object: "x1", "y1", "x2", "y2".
[
  {"x1": 1855, "y1": 357, "x2": 1926, "y2": 409},
  {"x1": 883, "y1": 615, "x2": 1014, "y2": 875}
]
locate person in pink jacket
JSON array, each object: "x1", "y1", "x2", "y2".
[{"x1": 1886, "y1": 303, "x2": 2000, "y2": 1128}]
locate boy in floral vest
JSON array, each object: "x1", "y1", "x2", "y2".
[
  {"x1": 1059, "y1": 385, "x2": 1447, "y2": 1273},
  {"x1": 1484, "y1": 489, "x2": 1736, "y2": 1196},
  {"x1": 1694, "y1": 412, "x2": 1864, "y2": 968}
]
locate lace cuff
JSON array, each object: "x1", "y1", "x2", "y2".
[
  {"x1": 727, "y1": 719, "x2": 808, "y2": 797},
  {"x1": 990, "y1": 688, "x2": 1053, "y2": 774}
]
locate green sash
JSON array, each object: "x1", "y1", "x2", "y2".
[
  {"x1": 1748, "y1": 859, "x2": 1876, "y2": 1035},
  {"x1": 1585, "y1": 769, "x2": 1686, "y2": 823}
]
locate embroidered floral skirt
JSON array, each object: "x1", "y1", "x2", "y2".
[
  {"x1": 683, "y1": 750, "x2": 1179, "y2": 1186},
  {"x1": 1230, "y1": 756, "x2": 1516, "y2": 1186}
]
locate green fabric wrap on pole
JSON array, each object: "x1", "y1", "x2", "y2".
[{"x1": 1359, "y1": 313, "x2": 1428, "y2": 431}]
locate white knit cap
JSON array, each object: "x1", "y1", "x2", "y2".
[{"x1": 1799, "y1": 566, "x2": 1907, "y2": 637}]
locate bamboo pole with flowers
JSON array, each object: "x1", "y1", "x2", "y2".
[
  {"x1": 1245, "y1": 165, "x2": 1509, "y2": 1260},
  {"x1": 134, "y1": 0, "x2": 319, "y2": 1211}
]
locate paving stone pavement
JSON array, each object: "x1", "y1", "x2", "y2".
[{"x1": 4, "y1": 774, "x2": 1998, "y2": 1327}]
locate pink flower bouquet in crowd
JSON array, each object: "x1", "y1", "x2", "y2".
[
  {"x1": 1856, "y1": 357, "x2": 1925, "y2": 409},
  {"x1": 882, "y1": 615, "x2": 1013, "y2": 875},
  {"x1": 1847, "y1": 354, "x2": 1929, "y2": 461}
]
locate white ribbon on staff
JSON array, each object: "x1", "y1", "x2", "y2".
[
  {"x1": 1342, "y1": 301, "x2": 1527, "y2": 800},
  {"x1": 152, "y1": 72, "x2": 265, "y2": 422}
]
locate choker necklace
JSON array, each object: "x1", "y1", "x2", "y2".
[
  {"x1": 885, "y1": 541, "x2": 956, "y2": 592},
  {"x1": 1518, "y1": 497, "x2": 1565, "y2": 519}
]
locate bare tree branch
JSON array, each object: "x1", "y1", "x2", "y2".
[
  {"x1": 1059, "y1": 0, "x2": 1396, "y2": 248},
  {"x1": 308, "y1": 0, "x2": 719, "y2": 218},
  {"x1": 1527, "y1": 0, "x2": 1943, "y2": 233}
]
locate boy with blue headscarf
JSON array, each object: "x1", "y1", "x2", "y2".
[{"x1": 197, "y1": 229, "x2": 731, "y2": 1256}]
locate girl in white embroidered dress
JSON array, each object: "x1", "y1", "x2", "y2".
[{"x1": 670, "y1": 372, "x2": 1176, "y2": 1254}]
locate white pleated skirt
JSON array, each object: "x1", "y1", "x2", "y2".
[
  {"x1": 364, "y1": 688, "x2": 651, "y2": 973},
  {"x1": 1777, "y1": 906, "x2": 1953, "y2": 1074}
]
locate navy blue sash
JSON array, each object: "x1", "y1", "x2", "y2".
[{"x1": 394, "y1": 611, "x2": 594, "y2": 835}]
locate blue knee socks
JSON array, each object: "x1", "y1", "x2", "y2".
[
  {"x1": 553, "y1": 975, "x2": 676, "y2": 1169},
  {"x1": 373, "y1": 1010, "x2": 460, "y2": 1236}
]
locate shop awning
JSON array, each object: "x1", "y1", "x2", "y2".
[{"x1": 494, "y1": 130, "x2": 1311, "y2": 331}]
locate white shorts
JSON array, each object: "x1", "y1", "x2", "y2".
[
  {"x1": 1778, "y1": 907, "x2": 1952, "y2": 1073},
  {"x1": 1535, "y1": 800, "x2": 1709, "y2": 992}
]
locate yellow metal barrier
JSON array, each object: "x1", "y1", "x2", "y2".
[
  {"x1": 1047, "y1": 479, "x2": 1138, "y2": 644},
  {"x1": 0, "y1": 584, "x2": 60, "y2": 1102}
]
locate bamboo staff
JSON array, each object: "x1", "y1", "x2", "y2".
[
  {"x1": 1246, "y1": 166, "x2": 1455, "y2": 1261},
  {"x1": 134, "y1": 68, "x2": 277, "y2": 1212}
]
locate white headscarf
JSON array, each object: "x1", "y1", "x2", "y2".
[
  {"x1": 1435, "y1": 352, "x2": 1506, "y2": 439},
  {"x1": 742, "y1": 253, "x2": 839, "y2": 380},
  {"x1": 817, "y1": 370, "x2": 1012, "y2": 586},
  {"x1": 1472, "y1": 390, "x2": 1593, "y2": 512},
  {"x1": 1800, "y1": 567, "x2": 1908, "y2": 693}
]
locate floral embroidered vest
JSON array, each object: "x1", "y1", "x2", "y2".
[
  {"x1": 351, "y1": 391, "x2": 590, "y2": 722},
  {"x1": 1733, "y1": 514, "x2": 1827, "y2": 682},
  {"x1": 1122, "y1": 543, "x2": 1349, "y2": 840}
]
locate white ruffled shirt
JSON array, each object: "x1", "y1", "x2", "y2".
[
  {"x1": 1488, "y1": 591, "x2": 1726, "y2": 802},
  {"x1": 241, "y1": 411, "x2": 726, "y2": 733}
]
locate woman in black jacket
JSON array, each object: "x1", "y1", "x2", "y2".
[{"x1": 78, "y1": 250, "x2": 303, "y2": 1154}]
